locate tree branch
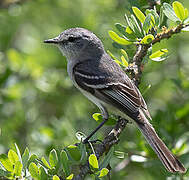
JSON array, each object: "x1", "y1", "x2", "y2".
[
  {"x1": 73, "y1": 118, "x2": 128, "y2": 180},
  {"x1": 130, "y1": 23, "x2": 189, "y2": 86},
  {"x1": 152, "y1": 24, "x2": 189, "y2": 45},
  {"x1": 132, "y1": 44, "x2": 149, "y2": 86}
]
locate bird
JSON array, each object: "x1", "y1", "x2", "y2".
[{"x1": 44, "y1": 27, "x2": 186, "y2": 173}]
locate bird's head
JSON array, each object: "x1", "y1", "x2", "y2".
[{"x1": 44, "y1": 28, "x2": 104, "y2": 60}]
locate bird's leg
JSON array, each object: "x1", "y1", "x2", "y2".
[
  {"x1": 83, "y1": 118, "x2": 108, "y2": 144},
  {"x1": 83, "y1": 106, "x2": 108, "y2": 144}
]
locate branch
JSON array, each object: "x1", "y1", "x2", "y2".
[
  {"x1": 152, "y1": 24, "x2": 189, "y2": 45},
  {"x1": 130, "y1": 23, "x2": 189, "y2": 86},
  {"x1": 132, "y1": 44, "x2": 149, "y2": 86},
  {"x1": 73, "y1": 118, "x2": 128, "y2": 180}
]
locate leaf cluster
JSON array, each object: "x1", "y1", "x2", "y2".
[
  {"x1": 0, "y1": 142, "x2": 117, "y2": 179},
  {"x1": 108, "y1": 1, "x2": 189, "y2": 64}
]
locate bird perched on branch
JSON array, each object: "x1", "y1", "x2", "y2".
[{"x1": 44, "y1": 27, "x2": 186, "y2": 173}]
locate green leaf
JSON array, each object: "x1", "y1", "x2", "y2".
[
  {"x1": 159, "y1": 6, "x2": 165, "y2": 27},
  {"x1": 124, "y1": 13, "x2": 131, "y2": 27},
  {"x1": 92, "y1": 113, "x2": 103, "y2": 123},
  {"x1": 154, "y1": 8, "x2": 160, "y2": 26},
  {"x1": 121, "y1": 56, "x2": 128, "y2": 67},
  {"x1": 60, "y1": 150, "x2": 70, "y2": 177},
  {"x1": 67, "y1": 145, "x2": 81, "y2": 162},
  {"x1": 127, "y1": 18, "x2": 135, "y2": 34},
  {"x1": 98, "y1": 168, "x2": 109, "y2": 178},
  {"x1": 53, "y1": 175, "x2": 60, "y2": 180},
  {"x1": 147, "y1": 46, "x2": 152, "y2": 56},
  {"x1": 92, "y1": 113, "x2": 116, "y2": 125},
  {"x1": 120, "y1": 49, "x2": 129, "y2": 67},
  {"x1": 143, "y1": 14, "x2": 152, "y2": 33},
  {"x1": 75, "y1": 132, "x2": 86, "y2": 142},
  {"x1": 78, "y1": 143, "x2": 87, "y2": 163},
  {"x1": 0, "y1": 154, "x2": 13, "y2": 171},
  {"x1": 184, "y1": 8, "x2": 189, "y2": 20},
  {"x1": 149, "y1": 49, "x2": 168, "y2": 61},
  {"x1": 0, "y1": 169, "x2": 10, "y2": 177},
  {"x1": 108, "y1": 115, "x2": 117, "y2": 125},
  {"x1": 125, "y1": 26, "x2": 136, "y2": 40},
  {"x1": 172, "y1": 1, "x2": 185, "y2": 21},
  {"x1": 49, "y1": 149, "x2": 58, "y2": 168},
  {"x1": 99, "y1": 147, "x2": 114, "y2": 169},
  {"x1": 8, "y1": 149, "x2": 19, "y2": 164},
  {"x1": 89, "y1": 154, "x2": 99, "y2": 170},
  {"x1": 14, "y1": 143, "x2": 22, "y2": 164},
  {"x1": 13, "y1": 161, "x2": 22, "y2": 176},
  {"x1": 22, "y1": 147, "x2": 29, "y2": 170},
  {"x1": 163, "y1": 3, "x2": 181, "y2": 23},
  {"x1": 115, "y1": 23, "x2": 126, "y2": 35},
  {"x1": 150, "y1": 9, "x2": 160, "y2": 27},
  {"x1": 27, "y1": 154, "x2": 38, "y2": 168},
  {"x1": 140, "y1": 34, "x2": 154, "y2": 44},
  {"x1": 29, "y1": 162, "x2": 39, "y2": 179},
  {"x1": 108, "y1": 31, "x2": 132, "y2": 45},
  {"x1": 114, "y1": 151, "x2": 125, "y2": 159},
  {"x1": 108, "y1": 116, "x2": 117, "y2": 125},
  {"x1": 120, "y1": 49, "x2": 129, "y2": 61},
  {"x1": 107, "y1": 50, "x2": 118, "y2": 60},
  {"x1": 41, "y1": 157, "x2": 51, "y2": 169},
  {"x1": 150, "y1": 57, "x2": 168, "y2": 62},
  {"x1": 112, "y1": 42, "x2": 129, "y2": 50},
  {"x1": 39, "y1": 166, "x2": 48, "y2": 180},
  {"x1": 66, "y1": 174, "x2": 74, "y2": 180},
  {"x1": 145, "y1": 10, "x2": 155, "y2": 27},
  {"x1": 130, "y1": 15, "x2": 143, "y2": 37},
  {"x1": 132, "y1": 7, "x2": 146, "y2": 23},
  {"x1": 124, "y1": 15, "x2": 139, "y2": 39},
  {"x1": 115, "y1": 23, "x2": 136, "y2": 41}
]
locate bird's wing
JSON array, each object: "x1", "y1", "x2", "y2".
[
  {"x1": 74, "y1": 59, "x2": 186, "y2": 174},
  {"x1": 73, "y1": 59, "x2": 151, "y2": 120}
]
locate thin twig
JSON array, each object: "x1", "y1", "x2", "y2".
[
  {"x1": 132, "y1": 44, "x2": 149, "y2": 86},
  {"x1": 130, "y1": 23, "x2": 189, "y2": 86},
  {"x1": 152, "y1": 24, "x2": 189, "y2": 45},
  {"x1": 73, "y1": 118, "x2": 128, "y2": 180}
]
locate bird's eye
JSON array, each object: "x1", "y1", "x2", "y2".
[{"x1": 68, "y1": 37, "x2": 76, "y2": 42}]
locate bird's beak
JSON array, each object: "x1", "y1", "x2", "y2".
[{"x1": 44, "y1": 37, "x2": 60, "y2": 44}]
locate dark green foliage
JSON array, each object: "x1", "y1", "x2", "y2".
[
  {"x1": 0, "y1": 144, "x2": 111, "y2": 179},
  {"x1": 0, "y1": 0, "x2": 189, "y2": 179}
]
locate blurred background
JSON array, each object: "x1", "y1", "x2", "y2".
[{"x1": 0, "y1": 0, "x2": 189, "y2": 179}]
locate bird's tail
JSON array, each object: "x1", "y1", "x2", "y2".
[{"x1": 136, "y1": 114, "x2": 186, "y2": 173}]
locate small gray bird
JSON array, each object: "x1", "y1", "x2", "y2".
[{"x1": 44, "y1": 28, "x2": 186, "y2": 173}]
